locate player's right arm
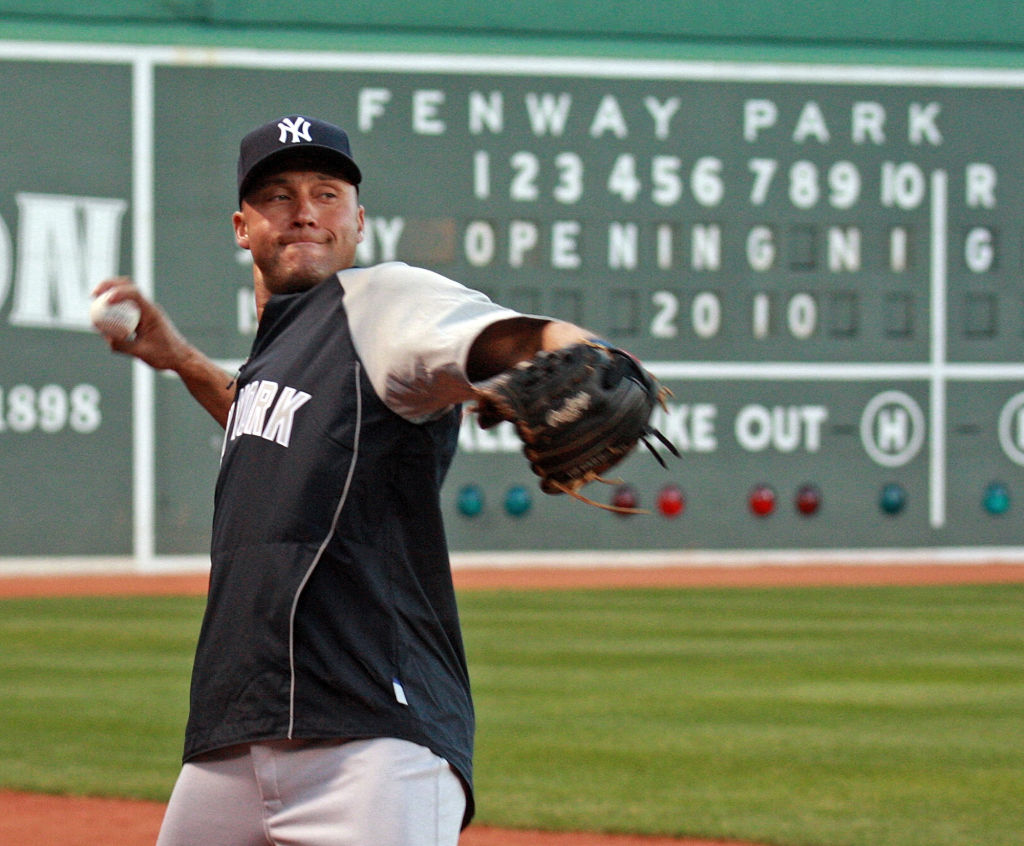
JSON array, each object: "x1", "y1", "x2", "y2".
[{"x1": 92, "y1": 278, "x2": 235, "y2": 428}]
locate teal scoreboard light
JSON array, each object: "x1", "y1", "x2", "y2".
[{"x1": 1, "y1": 43, "x2": 1023, "y2": 562}]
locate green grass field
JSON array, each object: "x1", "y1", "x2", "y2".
[{"x1": 1, "y1": 583, "x2": 1022, "y2": 846}]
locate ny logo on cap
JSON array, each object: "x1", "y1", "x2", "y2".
[{"x1": 277, "y1": 117, "x2": 313, "y2": 144}]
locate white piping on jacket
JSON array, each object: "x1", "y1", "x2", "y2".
[{"x1": 287, "y1": 361, "x2": 363, "y2": 737}]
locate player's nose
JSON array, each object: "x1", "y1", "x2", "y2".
[{"x1": 291, "y1": 193, "x2": 318, "y2": 225}]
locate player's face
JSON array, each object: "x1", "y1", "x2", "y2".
[{"x1": 233, "y1": 169, "x2": 365, "y2": 299}]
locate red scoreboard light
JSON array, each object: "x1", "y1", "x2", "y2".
[
  {"x1": 610, "y1": 484, "x2": 639, "y2": 514},
  {"x1": 657, "y1": 484, "x2": 685, "y2": 517},
  {"x1": 748, "y1": 484, "x2": 776, "y2": 517},
  {"x1": 795, "y1": 483, "x2": 822, "y2": 516}
]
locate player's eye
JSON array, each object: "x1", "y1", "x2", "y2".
[{"x1": 255, "y1": 190, "x2": 288, "y2": 203}]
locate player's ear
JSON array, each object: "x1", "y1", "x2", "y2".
[
  {"x1": 356, "y1": 204, "x2": 366, "y2": 243},
  {"x1": 232, "y1": 210, "x2": 250, "y2": 249}
]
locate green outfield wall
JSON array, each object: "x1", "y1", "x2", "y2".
[
  {"x1": 1, "y1": 1, "x2": 1023, "y2": 49},
  {"x1": 0, "y1": 4, "x2": 1022, "y2": 569}
]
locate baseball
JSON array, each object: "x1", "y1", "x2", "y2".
[{"x1": 90, "y1": 290, "x2": 141, "y2": 341}]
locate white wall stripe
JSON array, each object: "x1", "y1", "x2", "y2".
[{"x1": 131, "y1": 56, "x2": 157, "y2": 570}]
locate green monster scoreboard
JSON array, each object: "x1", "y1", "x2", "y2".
[{"x1": 1, "y1": 43, "x2": 1022, "y2": 563}]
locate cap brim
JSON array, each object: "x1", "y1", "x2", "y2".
[{"x1": 238, "y1": 145, "x2": 362, "y2": 202}]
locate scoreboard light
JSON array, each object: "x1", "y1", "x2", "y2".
[
  {"x1": 748, "y1": 484, "x2": 776, "y2": 517},
  {"x1": 504, "y1": 485, "x2": 532, "y2": 517},
  {"x1": 879, "y1": 483, "x2": 906, "y2": 516},
  {"x1": 611, "y1": 484, "x2": 639, "y2": 514},
  {"x1": 657, "y1": 484, "x2": 685, "y2": 518},
  {"x1": 795, "y1": 483, "x2": 822, "y2": 516},
  {"x1": 983, "y1": 482, "x2": 1010, "y2": 516},
  {"x1": 456, "y1": 484, "x2": 484, "y2": 518}
]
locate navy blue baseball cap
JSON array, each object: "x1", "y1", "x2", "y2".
[{"x1": 236, "y1": 115, "x2": 362, "y2": 203}]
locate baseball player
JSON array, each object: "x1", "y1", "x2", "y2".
[{"x1": 93, "y1": 115, "x2": 604, "y2": 846}]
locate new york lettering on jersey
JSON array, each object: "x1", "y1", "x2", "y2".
[{"x1": 225, "y1": 379, "x2": 313, "y2": 447}]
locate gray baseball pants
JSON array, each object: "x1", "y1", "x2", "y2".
[{"x1": 155, "y1": 737, "x2": 466, "y2": 846}]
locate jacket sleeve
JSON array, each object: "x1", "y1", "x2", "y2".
[{"x1": 339, "y1": 263, "x2": 549, "y2": 423}]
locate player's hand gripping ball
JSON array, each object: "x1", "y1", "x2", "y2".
[
  {"x1": 473, "y1": 340, "x2": 678, "y2": 512},
  {"x1": 90, "y1": 289, "x2": 141, "y2": 342}
]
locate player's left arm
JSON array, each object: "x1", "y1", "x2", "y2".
[{"x1": 465, "y1": 317, "x2": 593, "y2": 382}]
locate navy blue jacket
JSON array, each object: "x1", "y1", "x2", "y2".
[{"x1": 183, "y1": 276, "x2": 475, "y2": 820}]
